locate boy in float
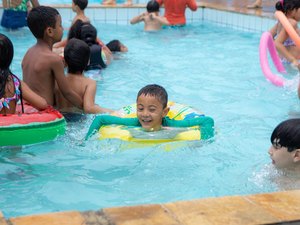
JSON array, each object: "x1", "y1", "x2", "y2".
[
  {"x1": 269, "y1": 118, "x2": 300, "y2": 171},
  {"x1": 0, "y1": 33, "x2": 47, "y2": 115},
  {"x1": 71, "y1": 0, "x2": 90, "y2": 25},
  {"x1": 22, "y1": 6, "x2": 83, "y2": 109},
  {"x1": 156, "y1": 0, "x2": 197, "y2": 26},
  {"x1": 85, "y1": 84, "x2": 214, "y2": 139},
  {"x1": 55, "y1": 38, "x2": 113, "y2": 114},
  {"x1": 130, "y1": 0, "x2": 169, "y2": 31}
]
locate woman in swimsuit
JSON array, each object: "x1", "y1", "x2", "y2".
[
  {"x1": 0, "y1": 34, "x2": 47, "y2": 115},
  {"x1": 270, "y1": 0, "x2": 300, "y2": 67}
]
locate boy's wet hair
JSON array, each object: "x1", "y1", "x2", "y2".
[
  {"x1": 147, "y1": 0, "x2": 160, "y2": 13},
  {"x1": 73, "y1": 0, "x2": 88, "y2": 10},
  {"x1": 137, "y1": 84, "x2": 168, "y2": 108},
  {"x1": 271, "y1": 118, "x2": 300, "y2": 152},
  {"x1": 80, "y1": 23, "x2": 97, "y2": 45},
  {"x1": 64, "y1": 38, "x2": 90, "y2": 74},
  {"x1": 27, "y1": 6, "x2": 59, "y2": 39},
  {"x1": 68, "y1": 19, "x2": 84, "y2": 40},
  {"x1": 275, "y1": 0, "x2": 300, "y2": 13},
  {"x1": 0, "y1": 34, "x2": 14, "y2": 98},
  {"x1": 106, "y1": 40, "x2": 122, "y2": 52}
]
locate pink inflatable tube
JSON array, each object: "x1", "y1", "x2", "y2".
[{"x1": 259, "y1": 31, "x2": 286, "y2": 86}]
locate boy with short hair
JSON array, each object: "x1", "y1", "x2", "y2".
[
  {"x1": 55, "y1": 38, "x2": 113, "y2": 114},
  {"x1": 85, "y1": 84, "x2": 214, "y2": 140},
  {"x1": 269, "y1": 119, "x2": 300, "y2": 170},
  {"x1": 71, "y1": 0, "x2": 90, "y2": 24},
  {"x1": 130, "y1": 0, "x2": 169, "y2": 31},
  {"x1": 22, "y1": 6, "x2": 83, "y2": 109}
]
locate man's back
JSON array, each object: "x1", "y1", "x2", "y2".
[
  {"x1": 22, "y1": 43, "x2": 64, "y2": 105},
  {"x1": 157, "y1": 0, "x2": 197, "y2": 25}
]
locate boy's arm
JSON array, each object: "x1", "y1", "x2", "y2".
[
  {"x1": 83, "y1": 79, "x2": 114, "y2": 114},
  {"x1": 52, "y1": 56, "x2": 83, "y2": 109},
  {"x1": 21, "y1": 81, "x2": 48, "y2": 110},
  {"x1": 130, "y1": 13, "x2": 146, "y2": 24}
]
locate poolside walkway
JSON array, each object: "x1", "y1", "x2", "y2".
[{"x1": 1, "y1": 190, "x2": 300, "y2": 224}]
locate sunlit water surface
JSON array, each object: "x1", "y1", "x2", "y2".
[{"x1": 1, "y1": 21, "x2": 300, "y2": 217}]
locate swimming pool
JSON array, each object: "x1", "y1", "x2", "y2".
[{"x1": 1, "y1": 19, "x2": 300, "y2": 218}]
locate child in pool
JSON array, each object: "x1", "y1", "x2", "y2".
[
  {"x1": 71, "y1": 0, "x2": 90, "y2": 25},
  {"x1": 85, "y1": 84, "x2": 214, "y2": 140},
  {"x1": 22, "y1": 6, "x2": 83, "y2": 108},
  {"x1": 53, "y1": 20, "x2": 113, "y2": 66},
  {"x1": 269, "y1": 118, "x2": 300, "y2": 171},
  {"x1": 269, "y1": 0, "x2": 300, "y2": 68},
  {"x1": 0, "y1": 33, "x2": 47, "y2": 115},
  {"x1": 106, "y1": 40, "x2": 128, "y2": 53},
  {"x1": 130, "y1": 0, "x2": 169, "y2": 31},
  {"x1": 55, "y1": 38, "x2": 113, "y2": 114}
]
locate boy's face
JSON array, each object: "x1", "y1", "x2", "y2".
[
  {"x1": 120, "y1": 44, "x2": 128, "y2": 52},
  {"x1": 136, "y1": 94, "x2": 169, "y2": 131},
  {"x1": 53, "y1": 15, "x2": 63, "y2": 43},
  {"x1": 268, "y1": 142, "x2": 297, "y2": 169}
]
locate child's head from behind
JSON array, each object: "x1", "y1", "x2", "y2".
[
  {"x1": 27, "y1": 6, "x2": 62, "y2": 41},
  {"x1": 80, "y1": 23, "x2": 97, "y2": 46},
  {"x1": 0, "y1": 34, "x2": 13, "y2": 70},
  {"x1": 136, "y1": 84, "x2": 169, "y2": 131},
  {"x1": 0, "y1": 34, "x2": 14, "y2": 98},
  {"x1": 275, "y1": 0, "x2": 300, "y2": 15},
  {"x1": 146, "y1": 0, "x2": 160, "y2": 13},
  {"x1": 72, "y1": 0, "x2": 88, "y2": 10},
  {"x1": 64, "y1": 38, "x2": 90, "y2": 74},
  {"x1": 106, "y1": 40, "x2": 128, "y2": 52},
  {"x1": 269, "y1": 118, "x2": 300, "y2": 169}
]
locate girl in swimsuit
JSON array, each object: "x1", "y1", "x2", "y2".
[
  {"x1": 270, "y1": 0, "x2": 300, "y2": 67},
  {"x1": 0, "y1": 34, "x2": 47, "y2": 115}
]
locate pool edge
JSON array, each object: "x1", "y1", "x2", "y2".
[{"x1": 2, "y1": 190, "x2": 300, "y2": 224}]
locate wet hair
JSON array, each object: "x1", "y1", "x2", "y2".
[
  {"x1": 137, "y1": 84, "x2": 168, "y2": 108},
  {"x1": 68, "y1": 19, "x2": 84, "y2": 40},
  {"x1": 27, "y1": 6, "x2": 60, "y2": 39},
  {"x1": 80, "y1": 23, "x2": 97, "y2": 46},
  {"x1": 271, "y1": 118, "x2": 300, "y2": 152},
  {"x1": 146, "y1": 0, "x2": 160, "y2": 13},
  {"x1": 106, "y1": 40, "x2": 122, "y2": 52},
  {"x1": 275, "y1": 0, "x2": 300, "y2": 14},
  {"x1": 0, "y1": 34, "x2": 14, "y2": 98},
  {"x1": 73, "y1": 0, "x2": 88, "y2": 10},
  {"x1": 64, "y1": 38, "x2": 90, "y2": 74}
]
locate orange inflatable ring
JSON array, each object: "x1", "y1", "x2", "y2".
[{"x1": 275, "y1": 11, "x2": 300, "y2": 48}]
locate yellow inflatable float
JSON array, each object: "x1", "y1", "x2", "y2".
[{"x1": 85, "y1": 102, "x2": 214, "y2": 143}]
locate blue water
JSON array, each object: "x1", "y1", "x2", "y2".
[{"x1": 1, "y1": 21, "x2": 300, "y2": 217}]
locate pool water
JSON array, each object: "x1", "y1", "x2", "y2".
[{"x1": 1, "y1": 21, "x2": 300, "y2": 217}]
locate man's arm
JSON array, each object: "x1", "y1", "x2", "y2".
[{"x1": 187, "y1": 0, "x2": 197, "y2": 11}]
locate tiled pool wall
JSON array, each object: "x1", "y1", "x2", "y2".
[{"x1": 0, "y1": 6, "x2": 275, "y2": 33}]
